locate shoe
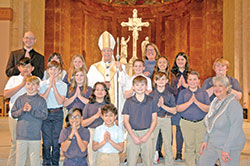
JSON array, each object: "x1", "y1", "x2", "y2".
[
  {"x1": 159, "y1": 151, "x2": 164, "y2": 158},
  {"x1": 175, "y1": 153, "x2": 183, "y2": 162},
  {"x1": 124, "y1": 158, "x2": 127, "y2": 165},
  {"x1": 153, "y1": 151, "x2": 159, "y2": 165},
  {"x1": 214, "y1": 164, "x2": 219, "y2": 166}
]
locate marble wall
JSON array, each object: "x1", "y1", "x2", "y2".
[{"x1": 44, "y1": 0, "x2": 223, "y2": 83}]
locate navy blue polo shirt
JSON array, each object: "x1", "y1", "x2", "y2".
[
  {"x1": 58, "y1": 126, "x2": 90, "y2": 158},
  {"x1": 82, "y1": 102, "x2": 106, "y2": 128},
  {"x1": 122, "y1": 95, "x2": 158, "y2": 130},
  {"x1": 177, "y1": 88, "x2": 210, "y2": 121},
  {"x1": 202, "y1": 76, "x2": 242, "y2": 102},
  {"x1": 149, "y1": 88, "x2": 176, "y2": 117},
  {"x1": 66, "y1": 86, "x2": 92, "y2": 111}
]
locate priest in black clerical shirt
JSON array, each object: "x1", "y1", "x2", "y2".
[{"x1": 5, "y1": 31, "x2": 44, "y2": 79}]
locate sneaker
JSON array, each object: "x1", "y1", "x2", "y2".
[
  {"x1": 153, "y1": 151, "x2": 159, "y2": 165},
  {"x1": 175, "y1": 153, "x2": 183, "y2": 162},
  {"x1": 159, "y1": 151, "x2": 164, "y2": 158},
  {"x1": 124, "y1": 158, "x2": 127, "y2": 165}
]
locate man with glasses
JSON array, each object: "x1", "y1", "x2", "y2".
[{"x1": 6, "y1": 31, "x2": 44, "y2": 79}]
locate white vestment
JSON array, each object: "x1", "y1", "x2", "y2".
[{"x1": 87, "y1": 60, "x2": 127, "y2": 130}]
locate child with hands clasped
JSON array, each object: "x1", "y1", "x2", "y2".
[
  {"x1": 171, "y1": 52, "x2": 190, "y2": 161},
  {"x1": 176, "y1": 71, "x2": 210, "y2": 166},
  {"x1": 64, "y1": 68, "x2": 92, "y2": 111},
  {"x1": 59, "y1": 108, "x2": 90, "y2": 166},
  {"x1": 82, "y1": 82, "x2": 111, "y2": 166},
  {"x1": 43, "y1": 52, "x2": 68, "y2": 83},
  {"x1": 40, "y1": 61, "x2": 68, "y2": 166},
  {"x1": 11, "y1": 76, "x2": 48, "y2": 166},
  {"x1": 122, "y1": 75, "x2": 158, "y2": 166},
  {"x1": 150, "y1": 72, "x2": 177, "y2": 165},
  {"x1": 93, "y1": 104, "x2": 124, "y2": 166}
]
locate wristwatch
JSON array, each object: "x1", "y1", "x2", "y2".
[{"x1": 67, "y1": 137, "x2": 72, "y2": 141}]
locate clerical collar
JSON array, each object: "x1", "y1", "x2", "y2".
[{"x1": 24, "y1": 47, "x2": 33, "y2": 52}]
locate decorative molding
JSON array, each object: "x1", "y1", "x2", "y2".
[{"x1": 0, "y1": 8, "x2": 13, "y2": 21}]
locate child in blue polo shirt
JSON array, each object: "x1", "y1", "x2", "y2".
[
  {"x1": 40, "y1": 61, "x2": 68, "y2": 166},
  {"x1": 150, "y1": 72, "x2": 177, "y2": 165},
  {"x1": 176, "y1": 71, "x2": 210, "y2": 166},
  {"x1": 93, "y1": 104, "x2": 124, "y2": 166},
  {"x1": 122, "y1": 75, "x2": 158, "y2": 166},
  {"x1": 59, "y1": 108, "x2": 90, "y2": 166}
]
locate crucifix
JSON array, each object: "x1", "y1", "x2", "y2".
[{"x1": 121, "y1": 9, "x2": 149, "y2": 63}]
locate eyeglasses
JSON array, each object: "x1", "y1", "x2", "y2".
[
  {"x1": 146, "y1": 49, "x2": 155, "y2": 52},
  {"x1": 70, "y1": 115, "x2": 81, "y2": 119},
  {"x1": 24, "y1": 37, "x2": 35, "y2": 40}
]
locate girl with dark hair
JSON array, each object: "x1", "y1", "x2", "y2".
[
  {"x1": 171, "y1": 52, "x2": 190, "y2": 162},
  {"x1": 81, "y1": 82, "x2": 111, "y2": 166},
  {"x1": 59, "y1": 108, "x2": 90, "y2": 166}
]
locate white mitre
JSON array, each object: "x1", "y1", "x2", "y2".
[{"x1": 98, "y1": 31, "x2": 116, "y2": 50}]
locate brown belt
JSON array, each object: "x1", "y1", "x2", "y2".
[
  {"x1": 158, "y1": 115, "x2": 172, "y2": 118},
  {"x1": 48, "y1": 107, "x2": 63, "y2": 113}
]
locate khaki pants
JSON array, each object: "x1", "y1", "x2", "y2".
[
  {"x1": 180, "y1": 119, "x2": 206, "y2": 166},
  {"x1": 127, "y1": 129, "x2": 153, "y2": 166},
  {"x1": 153, "y1": 117, "x2": 174, "y2": 166},
  {"x1": 8, "y1": 117, "x2": 30, "y2": 166},
  {"x1": 16, "y1": 140, "x2": 41, "y2": 166},
  {"x1": 88, "y1": 128, "x2": 97, "y2": 166},
  {"x1": 8, "y1": 117, "x2": 17, "y2": 166},
  {"x1": 96, "y1": 152, "x2": 119, "y2": 166}
]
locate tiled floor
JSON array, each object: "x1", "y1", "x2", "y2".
[{"x1": 0, "y1": 117, "x2": 249, "y2": 166}]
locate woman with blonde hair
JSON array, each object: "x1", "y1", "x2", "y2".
[
  {"x1": 67, "y1": 54, "x2": 88, "y2": 84},
  {"x1": 143, "y1": 42, "x2": 160, "y2": 78}
]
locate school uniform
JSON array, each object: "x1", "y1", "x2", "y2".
[
  {"x1": 202, "y1": 75, "x2": 242, "y2": 102},
  {"x1": 171, "y1": 71, "x2": 187, "y2": 156},
  {"x1": 66, "y1": 86, "x2": 92, "y2": 111},
  {"x1": 150, "y1": 88, "x2": 175, "y2": 166},
  {"x1": 4, "y1": 74, "x2": 27, "y2": 166},
  {"x1": 82, "y1": 102, "x2": 106, "y2": 166},
  {"x1": 40, "y1": 79, "x2": 67, "y2": 166},
  {"x1": 58, "y1": 126, "x2": 90, "y2": 166},
  {"x1": 11, "y1": 93, "x2": 48, "y2": 166},
  {"x1": 94, "y1": 123, "x2": 124, "y2": 166},
  {"x1": 177, "y1": 88, "x2": 210, "y2": 166},
  {"x1": 122, "y1": 95, "x2": 158, "y2": 166}
]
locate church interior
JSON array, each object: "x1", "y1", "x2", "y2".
[{"x1": 0, "y1": 0, "x2": 249, "y2": 165}]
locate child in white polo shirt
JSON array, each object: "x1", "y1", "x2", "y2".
[{"x1": 93, "y1": 104, "x2": 124, "y2": 166}]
